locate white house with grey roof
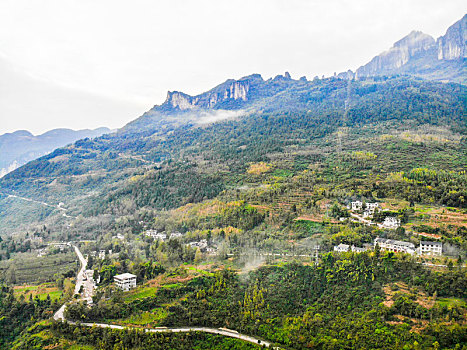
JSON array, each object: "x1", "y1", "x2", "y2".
[{"x1": 114, "y1": 273, "x2": 137, "y2": 291}]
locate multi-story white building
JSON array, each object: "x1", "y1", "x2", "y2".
[
  {"x1": 420, "y1": 241, "x2": 442, "y2": 256},
  {"x1": 374, "y1": 237, "x2": 415, "y2": 255},
  {"x1": 366, "y1": 202, "x2": 380, "y2": 213},
  {"x1": 114, "y1": 273, "x2": 137, "y2": 291},
  {"x1": 350, "y1": 201, "x2": 363, "y2": 211}
]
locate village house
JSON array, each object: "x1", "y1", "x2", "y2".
[
  {"x1": 349, "y1": 201, "x2": 363, "y2": 211},
  {"x1": 189, "y1": 239, "x2": 208, "y2": 251},
  {"x1": 114, "y1": 273, "x2": 137, "y2": 291},
  {"x1": 374, "y1": 237, "x2": 416, "y2": 255},
  {"x1": 334, "y1": 243, "x2": 350, "y2": 252},
  {"x1": 99, "y1": 250, "x2": 106, "y2": 259},
  {"x1": 420, "y1": 241, "x2": 443, "y2": 256},
  {"x1": 351, "y1": 245, "x2": 367, "y2": 253},
  {"x1": 366, "y1": 202, "x2": 380, "y2": 213},
  {"x1": 170, "y1": 232, "x2": 183, "y2": 239},
  {"x1": 145, "y1": 229, "x2": 167, "y2": 241},
  {"x1": 378, "y1": 216, "x2": 401, "y2": 229}
]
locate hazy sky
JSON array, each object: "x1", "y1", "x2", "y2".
[{"x1": 0, "y1": 0, "x2": 465, "y2": 135}]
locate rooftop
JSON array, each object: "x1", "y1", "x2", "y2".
[
  {"x1": 421, "y1": 241, "x2": 442, "y2": 246},
  {"x1": 375, "y1": 237, "x2": 415, "y2": 248},
  {"x1": 114, "y1": 273, "x2": 137, "y2": 280}
]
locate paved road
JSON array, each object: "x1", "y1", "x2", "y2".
[
  {"x1": 0, "y1": 191, "x2": 75, "y2": 218},
  {"x1": 54, "y1": 244, "x2": 90, "y2": 321},
  {"x1": 71, "y1": 322, "x2": 272, "y2": 347}
]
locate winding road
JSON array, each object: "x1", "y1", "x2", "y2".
[{"x1": 54, "y1": 244, "x2": 272, "y2": 347}]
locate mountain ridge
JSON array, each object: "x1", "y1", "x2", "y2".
[{"x1": 0, "y1": 127, "x2": 111, "y2": 178}]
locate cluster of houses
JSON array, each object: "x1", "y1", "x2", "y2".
[
  {"x1": 334, "y1": 243, "x2": 372, "y2": 253},
  {"x1": 89, "y1": 249, "x2": 113, "y2": 260},
  {"x1": 347, "y1": 200, "x2": 401, "y2": 229},
  {"x1": 348, "y1": 201, "x2": 380, "y2": 218},
  {"x1": 144, "y1": 229, "x2": 183, "y2": 241},
  {"x1": 188, "y1": 239, "x2": 216, "y2": 253},
  {"x1": 334, "y1": 238, "x2": 443, "y2": 256}
]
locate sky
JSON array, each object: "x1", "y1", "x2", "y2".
[{"x1": 0, "y1": 0, "x2": 465, "y2": 135}]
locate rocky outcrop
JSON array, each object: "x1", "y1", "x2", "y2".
[
  {"x1": 165, "y1": 91, "x2": 197, "y2": 110},
  {"x1": 161, "y1": 75, "x2": 259, "y2": 111},
  {"x1": 437, "y1": 14, "x2": 466, "y2": 60}
]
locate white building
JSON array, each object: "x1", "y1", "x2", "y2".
[
  {"x1": 351, "y1": 245, "x2": 367, "y2": 253},
  {"x1": 350, "y1": 201, "x2": 363, "y2": 211},
  {"x1": 374, "y1": 237, "x2": 415, "y2": 255},
  {"x1": 334, "y1": 243, "x2": 350, "y2": 252},
  {"x1": 170, "y1": 232, "x2": 183, "y2": 239},
  {"x1": 189, "y1": 239, "x2": 208, "y2": 251},
  {"x1": 366, "y1": 202, "x2": 380, "y2": 213},
  {"x1": 378, "y1": 217, "x2": 401, "y2": 229},
  {"x1": 99, "y1": 250, "x2": 106, "y2": 260},
  {"x1": 145, "y1": 230, "x2": 167, "y2": 241},
  {"x1": 420, "y1": 241, "x2": 442, "y2": 256},
  {"x1": 114, "y1": 273, "x2": 137, "y2": 291}
]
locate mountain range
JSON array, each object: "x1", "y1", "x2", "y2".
[
  {"x1": 0, "y1": 14, "x2": 465, "y2": 235},
  {"x1": 0, "y1": 127, "x2": 110, "y2": 178}
]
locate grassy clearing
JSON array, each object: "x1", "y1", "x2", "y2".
[
  {"x1": 13, "y1": 283, "x2": 63, "y2": 301},
  {"x1": 124, "y1": 286, "x2": 158, "y2": 301},
  {"x1": 120, "y1": 308, "x2": 168, "y2": 326},
  {"x1": 186, "y1": 266, "x2": 215, "y2": 276},
  {"x1": 437, "y1": 297, "x2": 466, "y2": 308}
]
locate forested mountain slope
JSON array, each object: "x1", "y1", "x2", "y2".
[{"x1": 0, "y1": 75, "x2": 465, "y2": 235}]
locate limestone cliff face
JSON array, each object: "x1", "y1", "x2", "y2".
[
  {"x1": 437, "y1": 14, "x2": 466, "y2": 60},
  {"x1": 356, "y1": 31, "x2": 435, "y2": 78},
  {"x1": 163, "y1": 78, "x2": 253, "y2": 110},
  {"x1": 165, "y1": 91, "x2": 197, "y2": 110}
]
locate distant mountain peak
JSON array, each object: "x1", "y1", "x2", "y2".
[
  {"x1": 338, "y1": 13, "x2": 466, "y2": 84},
  {"x1": 393, "y1": 30, "x2": 435, "y2": 51}
]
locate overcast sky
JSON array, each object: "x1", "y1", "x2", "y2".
[{"x1": 0, "y1": 0, "x2": 465, "y2": 135}]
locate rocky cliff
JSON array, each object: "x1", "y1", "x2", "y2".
[
  {"x1": 437, "y1": 14, "x2": 466, "y2": 60},
  {"x1": 163, "y1": 76, "x2": 255, "y2": 111}
]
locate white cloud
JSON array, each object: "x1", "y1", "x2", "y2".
[{"x1": 0, "y1": 0, "x2": 465, "y2": 134}]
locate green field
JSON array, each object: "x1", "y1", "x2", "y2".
[{"x1": 13, "y1": 282, "x2": 63, "y2": 301}]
